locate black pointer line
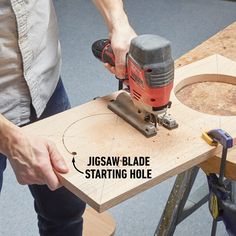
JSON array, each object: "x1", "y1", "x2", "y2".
[{"x1": 72, "y1": 157, "x2": 84, "y2": 174}]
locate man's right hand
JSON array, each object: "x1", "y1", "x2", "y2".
[{"x1": 0, "y1": 115, "x2": 68, "y2": 191}]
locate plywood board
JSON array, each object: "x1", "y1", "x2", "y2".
[{"x1": 23, "y1": 54, "x2": 236, "y2": 212}]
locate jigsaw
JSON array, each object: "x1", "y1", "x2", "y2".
[{"x1": 92, "y1": 34, "x2": 178, "y2": 137}]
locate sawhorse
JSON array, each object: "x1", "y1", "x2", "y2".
[{"x1": 154, "y1": 167, "x2": 236, "y2": 236}]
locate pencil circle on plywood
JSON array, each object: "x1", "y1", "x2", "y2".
[
  {"x1": 61, "y1": 112, "x2": 156, "y2": 159},
  {"x1": 62, "y1": 113, "x2": 116, "y2": 156},
  {"x1": 175, "y1": 74, "x2": 236, "y2": 116}
]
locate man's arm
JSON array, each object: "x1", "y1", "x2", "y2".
[
  {"x1": 0, "y1": 114, "x2": 68, "y2": 190},
  {"x1": 92, "y1": 0, "x2": 137, "y2": 79}
]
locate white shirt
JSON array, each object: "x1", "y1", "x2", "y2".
[{"x1": 0, "y1": 0, "x2": 61, "y2": 125}]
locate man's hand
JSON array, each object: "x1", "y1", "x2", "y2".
[
  {"x1": 106, "y1": 26, "x2": 137, "y2": 79},
  {"x1": 92, "y1": 0, "x2": 137, "y2": 79},
  {"x1": 0, "y1": 115, "x2": 68, "y2": 191}
]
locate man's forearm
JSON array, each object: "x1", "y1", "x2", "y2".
[
  {"x1": 0, "y1": 114, "x2": 20, "y2": 156},
  {"x1": 0, "y1": 113, "x2": 68, "y2": 190},
  {"x1": 92, "y1": 0, "x2": 136, "y2": 78},
  {"x1": 92, "y1": 0, "x2": 130, "y2": 33}
]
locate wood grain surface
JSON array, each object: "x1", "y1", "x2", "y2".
[{"x1": 23, "y1": 53, "x2": 236, "y2": 212}]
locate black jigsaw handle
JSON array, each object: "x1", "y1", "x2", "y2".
[
  {"x1": 92, "y1": 39, "x2": 115, "y2": 66},
  {"x1": 92, "y1": 39, "x2": 125, "y2": 90}
]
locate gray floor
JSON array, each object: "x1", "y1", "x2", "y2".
[{"x1": 1, "y1": 0, "x2": 236, "y2": 235}]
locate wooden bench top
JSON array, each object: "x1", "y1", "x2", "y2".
[{"x1": 175, "y1": 21, "x2": 236, "y2": 180}]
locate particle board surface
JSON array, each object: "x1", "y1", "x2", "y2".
[
  {"x1": 175, "y1": 22, "x2": 236, "y2": 68},
  {"x1": 23, "y1": 54, "x2": 236, "y2": 212},
  {"x1": 176, "y1": 81, "x2": 236, "y2": 116}
]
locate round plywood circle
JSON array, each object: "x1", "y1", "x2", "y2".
[{"x1": 175, "y1": 74, "x2": 236, "y2": 116}]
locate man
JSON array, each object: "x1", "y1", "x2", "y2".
[{"x1": 0, "y1": 0, "x2": 136, "y2": 235}]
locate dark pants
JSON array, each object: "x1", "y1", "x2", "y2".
[{"x1": 0, "y1": 79, "x2": 86, "y2": 236}]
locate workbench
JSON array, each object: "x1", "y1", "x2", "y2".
[
  {"x1": 155, "y1": 21, "x2": 236, "y2": 236},
  {"x1": 23, "y1": 21, "x2": 236, "y2": 217},
  {"x1": 175, "y1": 21, "x2": 236, "y2": 180}
]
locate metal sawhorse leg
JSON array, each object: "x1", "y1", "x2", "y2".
[
  {"x1": 154, "y1": 167, "x2": 236, "y2": 236},
  {"x1": 154, "y1": 167, "x2": 208, "y2": 236}
]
